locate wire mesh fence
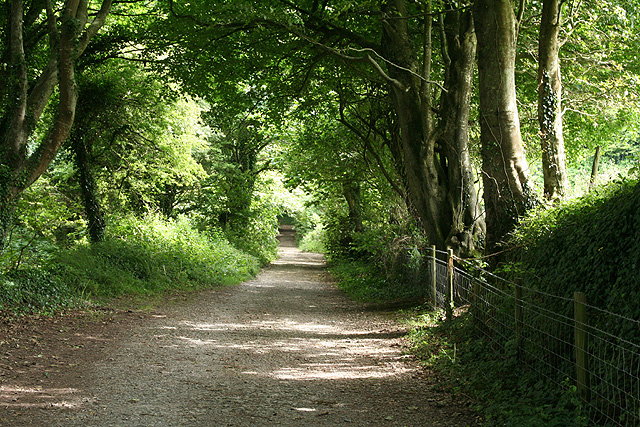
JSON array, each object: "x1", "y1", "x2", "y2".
[{"x1": 425, "y1": 249, "x2": 640, "y2": 427}]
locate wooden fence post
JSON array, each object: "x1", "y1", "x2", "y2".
[
  {"x1": 446, "y1": 249, "x2": 454, "y2": 321},
  {"x1": 574, "y1": 292, "x2": 590, "y2": 401},
  {"x1": 430, "y1": 245, "x2": 437, "y2": 311},
  {"x1": 589, "y1": 146, "x2": 601, "y2": 192},
  {"x1": 514, "y1": 284, "x2": 523, "y2": 352}
]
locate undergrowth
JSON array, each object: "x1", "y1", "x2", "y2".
[
  {"x1": 404, "y1": 309, "x2": 588, "y2": 426},
  {"x1": 297, "y1": 224, "x2": 326, "y2": 253},
  {"x1": 0, "y1": 214, "x2": 260, "y2": 317},
  {"x1": 329, "y1": 259, "x2": 428, "y2": 304}
]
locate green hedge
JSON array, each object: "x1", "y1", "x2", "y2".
[{"x1": 510, "y1": 179, "x2": 640, "y2": 341}]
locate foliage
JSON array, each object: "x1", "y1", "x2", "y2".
[
  {"x1": 67, "y1": 63, "x2": 208, "y2": 217},
  {"x1": 0, "y1": 269, "x2": 83, "y2": 317},
  {"x1": 329, "y1": 259, "x2": 427, "y2": 304},
  {"x1": 66, "y1": 214, "x2": 258, "y2": 297},
  {"x1": 0, "y1": 213, "x2": 261, "y2": 315},
  {"x1": 297, "y1": 224, "x2": 326, "y2": 253},
  {"x1": 405, "y1": 311, "x2": 588, "y2": 426},
  {"x1": 515, "y1": 0, "x2": 640, "y2": 171},
  {"x1": 27, "y1": 214, "x2": 258, "y2": 305},
  {"x1": 222, "y1": 193, "x2": 280, "y2": 266},
  {"x1": 0, "y1": 173, "x2": 85, "y2": 272},
  {"x1": 508, "y1": 179, "x2": 640, "y2": 341}
]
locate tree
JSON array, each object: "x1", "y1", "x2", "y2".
[
  {"x1": 438, "y1": 5, "x2": 485, "y2": 253},
  {"x1": 474, "y1": 0, "x2": 534, "y2": 253},
  {"x1": 538, "y1": 0, "x2": 568, "y2": 201},
  {"x1": 0, "y1": 0, "x2": 112, "y2": 249},
  {"x1": 151, "y1": 0, "x2": 485, "y2": 255},
  {"x1": 214, "y1": 117, "x2": 274, "y2": 229}
]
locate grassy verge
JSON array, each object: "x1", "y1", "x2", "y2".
[
  {"x1": 0, "y1": 214, "x2": 260, "y2": 317},
  {"x1": 403, "y1": 308, "x2": 588, "y2": 427},
  {"x1": 329, "y1": 258, "x2": 428, "y2": 304}
]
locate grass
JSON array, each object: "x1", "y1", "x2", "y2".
[
  {"x1": 402, "y1": 307, "x2": 588, "y2": 427},
  {"x1": 0, "y1": 214, "x2": 261, "y2": 317},
  {"x1": 328, "y1": 258, "x2": 428, "y2": 304}
]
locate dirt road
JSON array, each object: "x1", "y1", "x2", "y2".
[{"x1": 1, "y1": 228, "x2": 478, "y2": 426}]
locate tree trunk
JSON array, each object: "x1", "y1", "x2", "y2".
[
  {"x1": 342, "y1": 180, "x2": 364, "y2": 233},
  {"x1": 380, "y1": 0, "x2": 449, "y2": 251},
  {"x1": 439, "y1": 8, "x2": 485, "y2": 254},
  {"x1": 0, "y1": 0, "x2": 112, "y2": 251},
  {"x1": 474, "y1": 0, "x2": 533, "y2": 253},
  {"x1": 538, "y1": 0, "x2": 568, "y2": 201},
  {"x1": 72, "y1": 134, "x2": 105, "y2": 243}
]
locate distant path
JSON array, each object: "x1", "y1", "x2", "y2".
[{"x1": 1, "y1": 228, "x2": 478, "y2": 426}]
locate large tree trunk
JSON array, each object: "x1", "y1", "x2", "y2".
[
  {"x1": 0, "y1": 0, "x2": 112, "y2": 251},
  {"x1": 379, "y1": 0, "x2": 484, "y2": 256},
  {"x1": 474, "y1": 0, "x2": 533, "y2": 253},
  {"x1": 72, "y1": 134, "x2": 106, "y2": 243},
  {"x1": 538, "y1": 0, "x2": 568, "y2": 201},
  {"x1": 379, "y1": 0, "x2": 450, "y2": 251},
  {"x1": 440, "y1": 8, "x2": 484, "y2": 254}
]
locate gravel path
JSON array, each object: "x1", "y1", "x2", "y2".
[{"x1": 2, "y1": 229, "x2": 478, "y2": 426}]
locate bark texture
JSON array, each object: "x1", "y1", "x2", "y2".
[
  {"x1": 538, "y1": 0, "x2": 568, "y2": 201},
  {"x1": 380, "y1": 0, "x2": 448, "y2": 250},
  {"x1": 474, "y1": 0, "x2": 533, "y2": 253},
  {"x1": 0, "y1": 0, "x2": 112, "y2": 249},
  {"x1": 72, "y1": 135, "x2": 105, "y2": 243},
  {"x1": 439, "y1": 8, "x2": 484, "y2": 254}
]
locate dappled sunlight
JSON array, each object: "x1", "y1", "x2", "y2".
[
  {"x1": 151, "y1": 314, "x2": 413, "y2": 383},
  {"x1": 0, "y1": 228, "x2": 445, "y2": 427},
  {"x1": 0, "y1": 385, "x2": 84, "y2": 409},
  {"x1": 176, "y1": 336, "x2": 218, "y2": 346},
  {"x1": 272, "y1": 364, "x2": 409, "y2": 381}
]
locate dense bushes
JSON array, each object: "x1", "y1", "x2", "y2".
[
  {"x1": 0, "y1": 214, "x2": 260, "y2": 316},
  {"x1": 406, "y1": 312, "x2": 587, "y2": 426},
  {"x1": 509, "y1": 179, "x2": 640, "y2": 340},
  {"x1": 0, "y1": 269, "x2": 82, "y2": 316},
  {"x1": 405, "y1": 179, "x2": 640, "y2": 426},
  {"x1": 221, "y1": 198, "x2": 279, "y2": 266},
  {"x1": 316, "y1": 215, "x2": 432, "y2": 303},
  {"x1": 60, "y1": 214, "x2": 260, "y2": 297},
  {"x1": 297, "y1": 224, "x2": 326, "y2": 253}
]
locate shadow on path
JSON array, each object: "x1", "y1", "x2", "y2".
[{"x1": 1, "y1": 227, "x2": 479, "y2": 426}]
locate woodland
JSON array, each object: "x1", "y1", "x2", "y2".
[{"x1": 1, "y1": 0, "x2": 639, "y2": 425}]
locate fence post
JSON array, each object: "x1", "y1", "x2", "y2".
[
  {"x1": 430, "y1": 245, "x2": 437, "y2": 311},
  {"x1": 514, "y1": 284, "x2": 523, "y2": 352},
  {"x1": 589, "y1": 146, "x2": 601, "y2": 192},
  {"x1": 472, "y1": 279, "x2": 480, "y2": 324},
  {"x1": 446, "y1": 249, "x2": 454, "y2": 321},
  {"x1": 574, "y1": 291, "x2": 590, "y2": 402}
]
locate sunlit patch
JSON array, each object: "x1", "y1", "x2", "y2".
[
  {"x1": 272, "y1": 364, "x2": 410, "y2": 381},
  {"x1": 177, "y1": 336, "x2": 217, "y2": 346},
  {"x1": 0, "y1": 385, "x2": 85, "y2": 409},
  {"x1": 0, "y1": 386, "x2": 78, "y2": 394},
  {"x1": 75, "y1": 335, "x2": 110, "y2": 342}
]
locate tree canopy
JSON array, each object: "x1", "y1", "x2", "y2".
[{"x1": 1, "y1": 0, "x2": 639, "y2": 261}]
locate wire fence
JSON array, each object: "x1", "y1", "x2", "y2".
[{"x1": 426, "y1": 249, "x2": 640, "y2": 427}]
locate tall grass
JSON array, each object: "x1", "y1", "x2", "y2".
[{"x1": 1, "y1": 214, "x2": 260, "y2": 316}]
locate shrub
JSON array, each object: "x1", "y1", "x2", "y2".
[
  {"x1": 298, "y1": 224, "x2": 326, "y2": 253},
  {"x1": 0, "y1": 269, "x2": 82, "y2": 316},
  {"x1": 509, "y1": 179, "x2": 640, "y2": 341},
  {"x1": 54, "y1": 213, "x2": 260, "y2": 299},
  {"x1": 224, "y1": 210, "x2": 279, "y2": 266}
]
